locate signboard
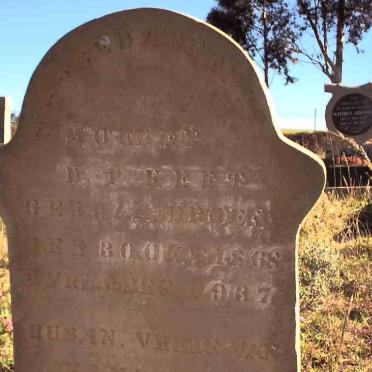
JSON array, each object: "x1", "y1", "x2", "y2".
[{"x1": 325, "y1": 83, "x2": 372, "y2": 144}]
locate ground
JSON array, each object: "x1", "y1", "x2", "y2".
[{"x1": 299, "y1": 191, "x2": 371, "y2": 371}]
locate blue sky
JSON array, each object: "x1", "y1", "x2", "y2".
[{"x1": 0, "y1": 0, "x2": 371, "y2": 130}]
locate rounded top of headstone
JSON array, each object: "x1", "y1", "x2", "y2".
[
  {"x1": 13, "y1": 8, "x2": 276, "y2": 144},
  {"x1": 325, "y1": 83, "x2": 372, "y2": 144},
  {"x1": 0, "y1": 8, "x2": 324, "y2": 223},
  {"x1": 1, "y1": 7, "x2": 324, "y2": 228}
]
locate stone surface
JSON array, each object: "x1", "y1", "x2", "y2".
[
  {"x1": 0, "y1": 97, "x2": 12, "y2": 144},
  {"x1": 325, "y1": 83, "x2": 372, "y2": 144},
  {"x1": 0, "y1": 9, "x2": 325, "y2": 372}
]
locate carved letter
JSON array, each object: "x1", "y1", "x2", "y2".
[
  {"x1": 202, "y1": 171, "x2": 217, "y2": 190},
  {"x1": 100, "y1": 239, "x2": 113, "y2": 258},
  {"x1": 66, "y1": 167, "x2": 81, "y2": 184},
  {"x1": 174, "y1": 170, "x2": 190, "y2": 188},
  {"x1": 146, "y1": 169, "x2": 161, "y2": 187},
  {"x1": 49, "y1": 200, "x2": 63, "y2": 217},
  {"x1": 137, "y1": 331, "x2": 151, "y2": 349},
  {"x1": 95, "y1": 128, "x2": 110, "y2": 145},
  {"x1": 26, "y1": 199, "x2": 40, "y2": 216},
  {"x1": 108, "y1": 168, "x2": 124, "y2": 185}
]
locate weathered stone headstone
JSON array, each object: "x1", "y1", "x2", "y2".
[
  {"x1": 0, "y1": 9, "x2": 324, "y2": 372},
  {"x1": 325, "y1": 83, "x2": 372, "y2": 144},
  {"x1": 0, "y1": 97, "x2": 12, "y2": 144}
]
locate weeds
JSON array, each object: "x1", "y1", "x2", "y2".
[
  {"x1": 299, "y1": 191, "x2": 371, "y2": 371},
  {"x1": 0, "y1": 224, "x2": 13, "y2": 372}
]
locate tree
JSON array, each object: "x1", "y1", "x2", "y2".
[
  {"x1": 11, "y1": 113, "x2": 19, "y2": 138},
  {"x1": 296, "y1": 0, "x2": 372, "y2": 83},
  {"x1": 207, "y1": 0, "x2": 300, "y2": 86}
]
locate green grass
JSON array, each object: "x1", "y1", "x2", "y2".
[{"x1": 0, "y1": 191, "x2": 370, "y2": 371}]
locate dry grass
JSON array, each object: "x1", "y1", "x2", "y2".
[
  {"x1": 0, "y1": 225, "x2": 12, "y2": 372},
  {"x1": 299, "y1": 191, "x2": 371, "y2": 371}
]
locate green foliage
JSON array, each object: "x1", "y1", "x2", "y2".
[
  {"x1": 296, "y1": 0, "x2": 372, "y2": 83},
  {"x1": 207, "y1": 0, "x2": 300, "y2": 85},
  {"x1": 297, "y1": 0, "x2": 371, "y2": 47},
  {"x1": 207, "y1": 1, "x2": 372, "y2": 84}
]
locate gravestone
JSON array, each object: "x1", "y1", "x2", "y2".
[
  {"x1": 325, "y1": 83, "x2": 372, "y2": 144},
  {"x1": 0, "y1": 9, "x2": 325, "y2": 372},
  {"x1": 0, "y1": 97, "x2": 12, "y2": 144}
]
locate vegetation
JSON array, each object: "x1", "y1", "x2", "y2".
[
  {"x1": 299, "y1": 191, "x2": 371, "y2": 371},
  {"x1": 207, "y1": 0, "x2": 299, "y2": 86},
  {"x1": 207, "y1": 0, "x2": 372, "y2": 85},
  {"x1": 297, "y1": 0, "x2": 372, "y2": 83},
  {"x1": 0, "y1": 191, "x2": 370, "y2": 371},
  {"x1": 0, "y1": 225, "x2": 12, "y2": 372}
]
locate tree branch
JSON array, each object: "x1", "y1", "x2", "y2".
[
  {"x1": 298, "y1": 0, "x2": 335, "y2": 71},
  {"x1": 293, "y1": 41, "x2": 333, "y2": 80}
]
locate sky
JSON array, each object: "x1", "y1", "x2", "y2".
[{"x1": 0, "y1": 0, "x2": 371, "y2": 130}]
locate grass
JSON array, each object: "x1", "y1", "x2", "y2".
[
  {"x1": 0, "y1": 191, "x2": 370, "y2": 371},
  {"x1": 0, "y1": 225, "x2": 12, "y2": 372},
  {"x1": 299, "y1": 191, "x2": 371, "y2": 371},
  {"x1": 282, "y1": 129, "x2": 318, "y2": 135}
]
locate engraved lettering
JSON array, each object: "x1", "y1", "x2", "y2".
[
  {"x1": 136, "y1": 330, "x2": 221, "y2": 356},
  {"x1": 251, "y1": 250, "x2": 281, "y2": 269},
  {"x1": 72, "y1": 239, "x2": 87, "y2": 257},
  {"x1": 202, "y1": 171, "x2": 217, "y2": 190},
  {"x1": 143, "y1": 242, "x2": 159, "y2": 261},
  {"x1": 26, "y1": 198, "x2": 40, "y2": 215},
  {"x1": 208, "y1": 207, "x2": 226, "y2": 225},
  {"x1": 30, "y1": 237, "x2": 62, "y2": 255},
  {"x1": 49, "y1": 238, "x2": 62, "y2": 255},
  {"x1": 95, "y1": 128, "x2": 110, "y2": 145},
  {"x1": 190, "y1": 246, "x2": 208, "y2": 265},
  {"x1": 65, "y1": 126, "x2": 84, "y2": 144},
  {"x1": 174, "y1": 170, "x2": 190, "y2": 188},
  {"x1": 89, "y1": 328, "x2": 116, "y2": 346},
  {"x1": 29, "y1": 324, "x2": 78, "y2": 343},
  {"x1": 46, "y1": 271, "x2": 62, "y2": 288},
  {"x1": 164, "y1": 242, "x2": 183, "y2": 263},
  {"x1": 108, "y1": 168, "x2": 124, "y2": 185},
  {"x1": 256, "y1": 284, "x2": 276, "y2": 306},
  {"x1": 120, "y1": 242, "x2": 140, "y2": 260},
  {"x1": 235, "y1": 285, "x2": 249, "y2": 303},
  {"x1": 70, "y1": 200, "x2": 84, "y2": 218},
  {"x1": 182, "y1": 125, "x2": 200, "y2": 147},
  {"x1": 228, "y1": 248, "x2": 244, "y2": 267},
  {"x1": 29, "y1": 323, "x2": 42, "y2": 341},
  {"x1": 100, "y1": 239, "x2": 114, "y2": 258},
  {"x1": 66, "y1": 167, "x2": 82, "y2": 184},
  {"x1": 233, "y1": 340, "x2": 281, "y2": 361},
  {"x1": 209, "y1": 282, "x2": 228, "y2": 303},
  {"x1": 146, "y1": 169, "x2": 161, "y2": 187},
  {"x1": 137, "y1": 331, "x2": 151, "y2": 349},
  {"x1": 160, "y1": 130, "x2": 176, "y2": 148},
  {"x1": 49, "y1": 200, "x2": 63, "y2": 217}
]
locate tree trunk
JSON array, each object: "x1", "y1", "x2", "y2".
[
  {"x1": 321, "y1": 1, "x2": 329, "y2": 76},
  {"x1": 334, "y1": 0, "x2": 346, "y2": 83}
]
